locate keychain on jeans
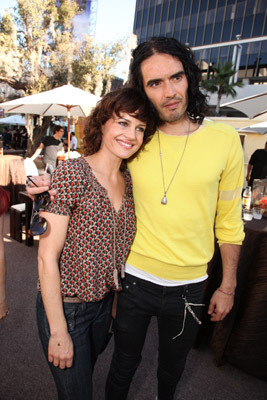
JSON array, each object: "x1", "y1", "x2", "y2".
[{"x1": 172, "y1": 295, "x2": 205, "y2": 340}]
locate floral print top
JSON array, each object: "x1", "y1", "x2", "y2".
[{"x1": 44, "y1": 157, "x2": 136, "y2": 302}]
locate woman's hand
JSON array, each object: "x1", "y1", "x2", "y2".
[
  {"x1": 48, "y1": 331, "x2": 74, "y2": 369},
  {"x1": 26, "y1": 173, "x2": 56, "y2": 200},
  {"x1": 0, "y1": 299, "x2": 9, "y2": 321}
]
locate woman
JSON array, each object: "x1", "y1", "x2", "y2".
[
  {"x1": 36, "y1": 87, "x2": 155, "y2": 400},
  {"x1": 0, "y1": 188, "x2": 10, "y2": 321}
]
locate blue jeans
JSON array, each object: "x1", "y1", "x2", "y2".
[
  {"x1": 36, "y1": 291, "x2": 113, "y2": 400},
  {"x1": 105, "y1": 274, "x2": 205, "y2": 400}
]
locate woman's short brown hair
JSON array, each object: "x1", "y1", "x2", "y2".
[{"x1": 83, "y1": 87, "x2": 156, "y2": 161}]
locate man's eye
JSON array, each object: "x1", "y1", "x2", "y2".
[
  {"x1": 119, "y1": 121, "x2": 127, "y2": 127},
  {"x1": 173, "y1": 75, "x2": 184, "y2": 81}
]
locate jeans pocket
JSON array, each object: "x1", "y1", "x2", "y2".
[
  {"x1": 185, "y1": 281, "x2": 205, "y2": 303},
  {"x1": 63, "y1": 303, "x2": 76, "y2": 333}
]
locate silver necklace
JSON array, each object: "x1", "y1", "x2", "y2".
[
  {"x1": 158, "y1": 121, "x2": 190, "y2": 205},
  {"x1": 111, "y1": 200, "x2": 127, "y2": 288}
]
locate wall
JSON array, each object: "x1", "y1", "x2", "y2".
[{"x1": 209, "y1": 116, "x2": 267, "y2": 187}]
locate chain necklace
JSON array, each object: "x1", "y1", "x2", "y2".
[{"x1": 158, "y1": 121, "x2": 190, "y2": 205}]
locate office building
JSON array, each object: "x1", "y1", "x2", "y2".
[{"x1": 133, "y1": 0, "x2": 267, "y2": 84}]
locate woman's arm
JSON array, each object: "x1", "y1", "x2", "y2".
[
  {"x1": 26, "y1": 173, "x2": 56, "y2": 200},
  {"x1": 38, "y1": 211, "x2": 73, "y2": 369}
]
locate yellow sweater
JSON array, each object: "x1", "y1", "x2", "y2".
[{"x1": 127, "y1": 120, "x2": 244, "y2": 281}]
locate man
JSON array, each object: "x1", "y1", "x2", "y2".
[
  {"x1": 246, "y1": 141, "x2": 267, "y2": 187},
  {"x1": 105, "y1": 37, "x2": 244, "y2": 400},
  {"x1": 70, "y1": 132, "x2": 78, "y2": 151},
  {"x1": 3, "y1": 127, "x2": 11, "y2": 149},
  {"x1": 27, "y1": 38, "x2": 244, "y2": 400},
  {"x1": 30, "y1": 125, "x2": 65, "y2": 173}
]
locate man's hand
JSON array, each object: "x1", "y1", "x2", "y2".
[
  {"x1": 26, "y1": 173, "x2": 56, "y2": 200},
  {"x1": 208, "y1": 288, "x2": 234, "y2": 322}
]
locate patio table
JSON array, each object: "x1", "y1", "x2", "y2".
[
  {"x1": 195, "y1": 217, "x2": 267, "y2": 381},
  {"x1": 0, "y1": 155, "x2": 26, "y2": 204}
]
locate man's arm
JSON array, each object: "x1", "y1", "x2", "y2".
[
  {"x1": 246, "y1": 163, "x2": 253, "y2": 182},
  {"x1": 211, "y1": 129, "x2": 244, "y2": 322},
  {"x1": 208, "y1": 243, "x2": 240, "y2": 321},
  {"x1": 30, "y1": 143, "x2": 44, "y2": 161}
]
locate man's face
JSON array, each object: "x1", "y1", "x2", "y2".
[
  {"x1": 141, "y1": 53, "x2": 189, "y2": 124},
  {"x1": 58, "y1": 128, "x2": 64, "y2": 137}
]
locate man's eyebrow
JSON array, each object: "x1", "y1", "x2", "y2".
[
  {"x1": 146, "y1": 78, "x2": 162, "y2": 87},
  {"x1": 145, "y1": 70, "x2": 185, "y2": 87},
  {"x1": 171, "y1": 70, "x2": 185, "y2": 79}
]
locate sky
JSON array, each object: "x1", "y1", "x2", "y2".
[
  {"x1": 0, "y1": 0, "x2": 136, "y2": 42},
  {"x1": 0, "y1": 0, "x2": 137, "y2": 77}
]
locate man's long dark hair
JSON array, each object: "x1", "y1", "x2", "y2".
[{"x1": 128, "y1": 37, "x2": 209, "y2": 124}]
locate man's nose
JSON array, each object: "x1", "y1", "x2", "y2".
[{"x1": 164, "y1": 81, "x2": 176, "y2": 97}]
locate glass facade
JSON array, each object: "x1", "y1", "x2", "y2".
[{"x1": 133, "y1": 0, "x2": 267, "y2": 83}]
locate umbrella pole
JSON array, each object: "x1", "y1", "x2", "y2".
[{"x1": 67, "y1": 107, "x2": 71, "y2": 159}]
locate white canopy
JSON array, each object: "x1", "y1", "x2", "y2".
[
  {"x1": 0, "y1": 115, "x2": 25, "y2": 125},
  {"x1": 238, "y1": 121, "x2": 267, "y2": 135},
  {"x1": 221, "y1": 91, "x2": 267, "y2": 119},
  {"x1": 0, "y1": 84, "x2": 101, "y2": 117}
]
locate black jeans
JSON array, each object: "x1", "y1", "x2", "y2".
[
  {"x1": 105, "y1": 274, "x2": 205, "y2": 400},
  {"x1": 36, "y1": 291, "x2": 113, "y2": 400}
]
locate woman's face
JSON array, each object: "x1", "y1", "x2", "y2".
[{"x1": 100, "y1": 112, "x2": 146, "y2": 160}]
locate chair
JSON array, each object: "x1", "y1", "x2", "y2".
[{"x1": 10, "y1": 203, "x2": 26, "y2": 242}]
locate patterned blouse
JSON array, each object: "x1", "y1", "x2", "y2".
[{"x1": 45, "y1": 157, "x2": 136, "y2": 302}]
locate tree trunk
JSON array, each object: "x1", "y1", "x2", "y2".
[
  {"x1": 215, "y1": 94, "x2": 221, "y2": 116},
  {"x1": 26, "y1": 116, "x2": 52, "y2": 156}
]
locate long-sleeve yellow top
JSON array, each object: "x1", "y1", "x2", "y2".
[{"x1": 127, "y1": 120, "x2": 245, "y2": 281}]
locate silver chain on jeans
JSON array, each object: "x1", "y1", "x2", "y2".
[{"x1": 172, "y1": 295, "x2": 205, "y2": 340}]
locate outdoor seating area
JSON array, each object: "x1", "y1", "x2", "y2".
[
  {"x1": 1, "y1": 2, "x2": 267, "y2": 399},
  {"x1": 195, "y1": 218, "x2": 267, "y2": 381}
]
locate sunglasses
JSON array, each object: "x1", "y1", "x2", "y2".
[{"x1": 27, "y1": 176, "x2": 50, "y2": 236}]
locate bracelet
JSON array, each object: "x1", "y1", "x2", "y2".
[{"x1": 217, "y1": 288, "x2": 235, "y2": 296}]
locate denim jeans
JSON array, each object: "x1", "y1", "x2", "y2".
[
  {"x1": 36, "y1": 291, "x2": 113, "y2": 400},
  {"x1": 105, "y1": 274, "x2": 205, "y2": 400}
]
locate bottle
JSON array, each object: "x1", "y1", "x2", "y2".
[{"x1": 242, "y1": 186, "x2": 252, "y2": 210}]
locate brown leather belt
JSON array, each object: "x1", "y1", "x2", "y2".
[{"x1": 62, "y1": 296, "x2": 83, "y2": 303}]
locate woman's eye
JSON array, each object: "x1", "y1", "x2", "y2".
[
  {"x1": 136, "y1": 127, "x2": 145, "y2": 133},
  {"x1": 119, "y1": 121, "x2": 127, "y2": 127}
]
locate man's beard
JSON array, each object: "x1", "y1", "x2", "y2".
[{"x1": 157, "y1": 95, "x2": 188, "y2": 124}]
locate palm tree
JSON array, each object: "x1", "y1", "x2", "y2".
[{"x1": 202, "y1": 61, "x2": 243, "y2": 116}]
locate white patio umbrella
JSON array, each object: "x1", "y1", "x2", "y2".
[
  {"x1": 0, "y1": 114, "x2": 25, "y2": 125},
  {"x1": 238, "y1": 121, "x2": 267, "y2": 135},
  {"x1": 0, "y1": 84, "x2": 101, "y2": 154},
  {"x1": 221, "y1": 91, "x2": 267, "y2": 119}
]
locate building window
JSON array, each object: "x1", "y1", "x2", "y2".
[
  {"x1": 253, "y1": 14, "x2": 265, "y2": 37},
  {"x1": 196, "y1": 26, "x2": 204, "y2": 45},
  {"x1": 242, "y1": 15, "x2": 253, "y2": 38},
  {"x1": 222, "y1": 20, "x2": 232, "y2": 41}
]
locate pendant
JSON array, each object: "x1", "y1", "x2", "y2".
[{"x1": 161, "y1": 195, "x2": 167, "y2": 205}]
